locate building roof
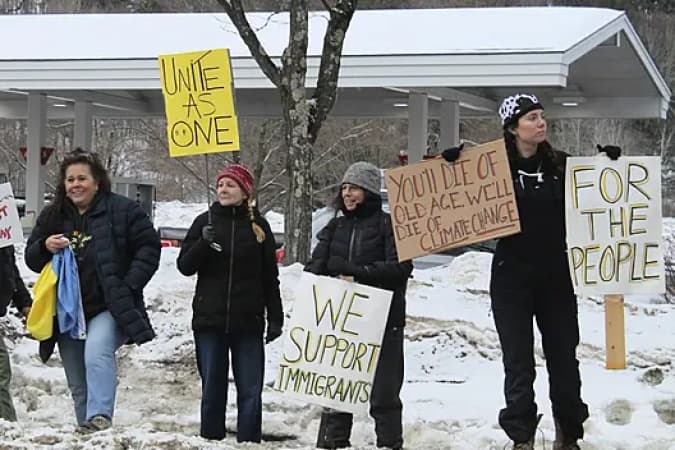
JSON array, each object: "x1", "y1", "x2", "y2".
[
  {"x1": 0, "y1": 7, "x2": 626, "y2": 59},
  {"x1": 0, "y1": 7, "x2": 670, "y2": 120}
]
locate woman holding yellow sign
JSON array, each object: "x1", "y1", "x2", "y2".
[
  {"x1": 443, "y1": 94, "x2": 620, "y2": 450},
  {"x1": 177, "y1": 163, "x2": 283, "y2": 443}
]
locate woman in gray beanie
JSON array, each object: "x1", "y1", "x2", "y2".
[{"x1": 305, "y1": 161, "x2": 413, "y2": 450}]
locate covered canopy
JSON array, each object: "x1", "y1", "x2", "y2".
[
  {"x1": 0, "y1": 7, "x2": 670, "y2": 218},
  {"x1": 0, "y1": 7, "x2": 670, "y2": 120}
]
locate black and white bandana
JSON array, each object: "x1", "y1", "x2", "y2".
[{"x1": 498, "y1": 93, "x2": 543, "y2": 127}]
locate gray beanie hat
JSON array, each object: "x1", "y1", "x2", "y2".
[{"x1": 342, "y1": 161, "x2": 381, "y2": 196}]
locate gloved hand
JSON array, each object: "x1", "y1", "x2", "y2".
[
  {"x1": 441, "y1": 142, "x2": 465, "y2": 163},
  {"x1": 327, "y1": 256, "x2": 364, "y2": 277},
  {"x1": 201, "y1": 225, "x2": 216, "y2": 243},
  {"x1": 597, "y1": 144, "x2": 622, "y2": 160},
  {"x1": 265, "y1": 322, "x2": 282, "y2": 344}
]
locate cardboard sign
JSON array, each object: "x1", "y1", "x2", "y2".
[
  {"x1": 274, "y1": 272, "x2": 392, "y2": 415},
  {"x1": 158, "y1": 48, "x2": 240, "y2": 157},
  {"x1": 565, "y1": 156, "x2": 664, "y2": 295},
  {"x1": 0, "y1": 183, "x2": 24, "y2": 248},
  {"x1": 384, "y1": 139, "x2": 520, "y2": 261}
]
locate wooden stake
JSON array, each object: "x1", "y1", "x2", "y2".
[{"x1": 604, "y1": 294, "x2": 626, "y2": 369}]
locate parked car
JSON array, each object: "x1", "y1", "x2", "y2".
[
  {"x1": 158, "y1": 226, "x2": 188, "y2": 248},
  {"x1": 157, "y1": 226, "x2": 286, "y2": 264},
  {"x1": 413, "y1": 239, "x2": 497, "y2": 269}
]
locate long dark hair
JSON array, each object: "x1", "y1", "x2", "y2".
[
  {"x1": 42, "y1": 148, "x2": 111, "y2": 229},
  {"x1": 503, "y1": 129, "x2": 563, "y2": 176}
]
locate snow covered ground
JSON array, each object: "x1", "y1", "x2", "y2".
[{"x1": 1, "y1": 205, "x2": 673, "y2": 450}]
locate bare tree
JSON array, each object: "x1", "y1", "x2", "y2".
[{"x1": 216, "y1": 0, "x2": 357, "y2": 264}]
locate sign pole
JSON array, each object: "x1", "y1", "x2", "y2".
[
  {"x1": 604, "y1": 294, "x2": 626, "y2": 369},
  {"x1": 203, "y1": 154, "x2": 222, "y2": 252}
]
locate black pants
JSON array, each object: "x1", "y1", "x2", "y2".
[
  {"x1": 490, "y1": 255, "x2": 589, "y2": 444},
  {"x1": 316, "y1": 327, "x2": 404, "y2": 449}
]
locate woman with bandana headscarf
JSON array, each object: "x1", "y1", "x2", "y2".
[{"x1": 442, "y1": 94, "x2": 621, "y2": 450}]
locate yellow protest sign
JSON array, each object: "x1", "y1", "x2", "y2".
[{"x1": 158, "y1": 48, "x2": 240, "y2": 157}]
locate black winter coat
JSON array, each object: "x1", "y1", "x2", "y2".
[
  {"x1": 177, "y1": 202, "x2": 283, "y2": 334},
  {"x1": 0, "y1": 246, "x2": 32, "y2": 317},
  {"x1": 305, "y1": 197, "x2": 413, "y2": 328},
  {"x1": 25, "y1": 192, "x2": 160, "y2": 345},
  {"x1": 495, "y1": 149, "x2": 570, "y2": 271}
]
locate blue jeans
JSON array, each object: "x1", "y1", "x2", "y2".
[
  {"x1": 58, "y1": 311, "x2": 127, "y2": 426},
  {"x1": 194, "y1": 331, "x2": 264, "y2": 442}
]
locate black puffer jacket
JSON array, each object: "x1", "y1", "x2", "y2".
[
  {"x1": 25, "y1": 193, "x2": 160, "y2": 344},
  {"x1": 177, "y1": 202, "x2": 283, "y2": 333},
  {"x1": 305, "y1": 196, "x2": 413, "y2": 328},
  {"x1": 0, "y1": 246, "x2": 32, "y2": 317}
]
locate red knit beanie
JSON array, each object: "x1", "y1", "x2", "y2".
[{"x1": 215, "y1": 163, "x2": 254, "y2": 196}]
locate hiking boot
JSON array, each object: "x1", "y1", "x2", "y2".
[
  {"x1": 512, "y1": 439, "x2": 534, "y2": 450},
  {"x1": 77, "y1": 415, "x2": 112, "y2": 434},
  {"x1": 554, "y1": 418, "x2": 581, "y2": 449}
]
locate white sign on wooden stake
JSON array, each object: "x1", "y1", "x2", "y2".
[{"x1": 565, "y1": 156, "x2": 664, "y2": 295}]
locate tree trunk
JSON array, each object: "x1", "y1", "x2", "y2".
[
  {"x1": 282, "y1": 101, "x2": 314, "y2": 263},
  {"x1": 280, "y1": 1, "x2": 313, "y2": 264},
  {"x1": 217, "y1": 0, "x2": 356, "y2": 264}
]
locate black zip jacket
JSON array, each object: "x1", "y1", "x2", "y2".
[
  {"x1": 177, "y1": 202, "x2": 283, "y2": 333},
  {"x1": 305, "y1": 197, "x2": 413, "y2": 328},
  {"x1": 0, "y1": 246, "x2": 32, "y2": 317}
]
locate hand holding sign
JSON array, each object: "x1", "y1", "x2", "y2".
[
  {"x1": 327, "y1": 256, "x2": 364, "y2": 277},
  {"x1": 597, "y1": 144, "x2": 622, "y2": 161},
  {"x1": 441, "y1": 142, "x2": 464, "y2": 163}
]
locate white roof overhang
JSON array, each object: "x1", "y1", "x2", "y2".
[{"x1": 0, "y1": 7, "x2": 670, "y2": 120}]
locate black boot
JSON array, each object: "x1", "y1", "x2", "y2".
[
  {"x1": 316, "y1": 411, "x2": 352, "y2": 449},
  {"x1": 553, "y1": 419, "x2": 581, "y2": 450}
]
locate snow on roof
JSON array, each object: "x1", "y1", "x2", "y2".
[{"x1": 0, "y1": 7, "x2": 623, "y2": 60}]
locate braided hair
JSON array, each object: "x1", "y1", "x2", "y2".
[{"x1": 247, "y1": 199, "x2": 266, "y2": 244}]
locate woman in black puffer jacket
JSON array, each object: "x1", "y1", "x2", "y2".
[
  {"x1": 305, "y1": 161, "x2": 413, "y2": 450},
  {"x1": 25, "y1": 149, "x2": 160, "y2": 433},
  {"x1": 177, "y1": 163, "x2": 283, "y2": 443}
]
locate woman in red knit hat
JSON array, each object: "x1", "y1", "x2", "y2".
[{"x1": 177, "y1": 163, "x2": 283, "y2": 443}]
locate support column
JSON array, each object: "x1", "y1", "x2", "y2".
[
  {"x1": 25, "y1": 92, "x2": 47, "y2": 222},
  {"x1": 407, "y1": 92, "x2": 428, "y2": 163},
  {"x1": 439, "y1": 99, "x2": 460, "y2": 150},
  {"x1": 74, "y1": 100, "x2": 93, "y2": 150}
]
